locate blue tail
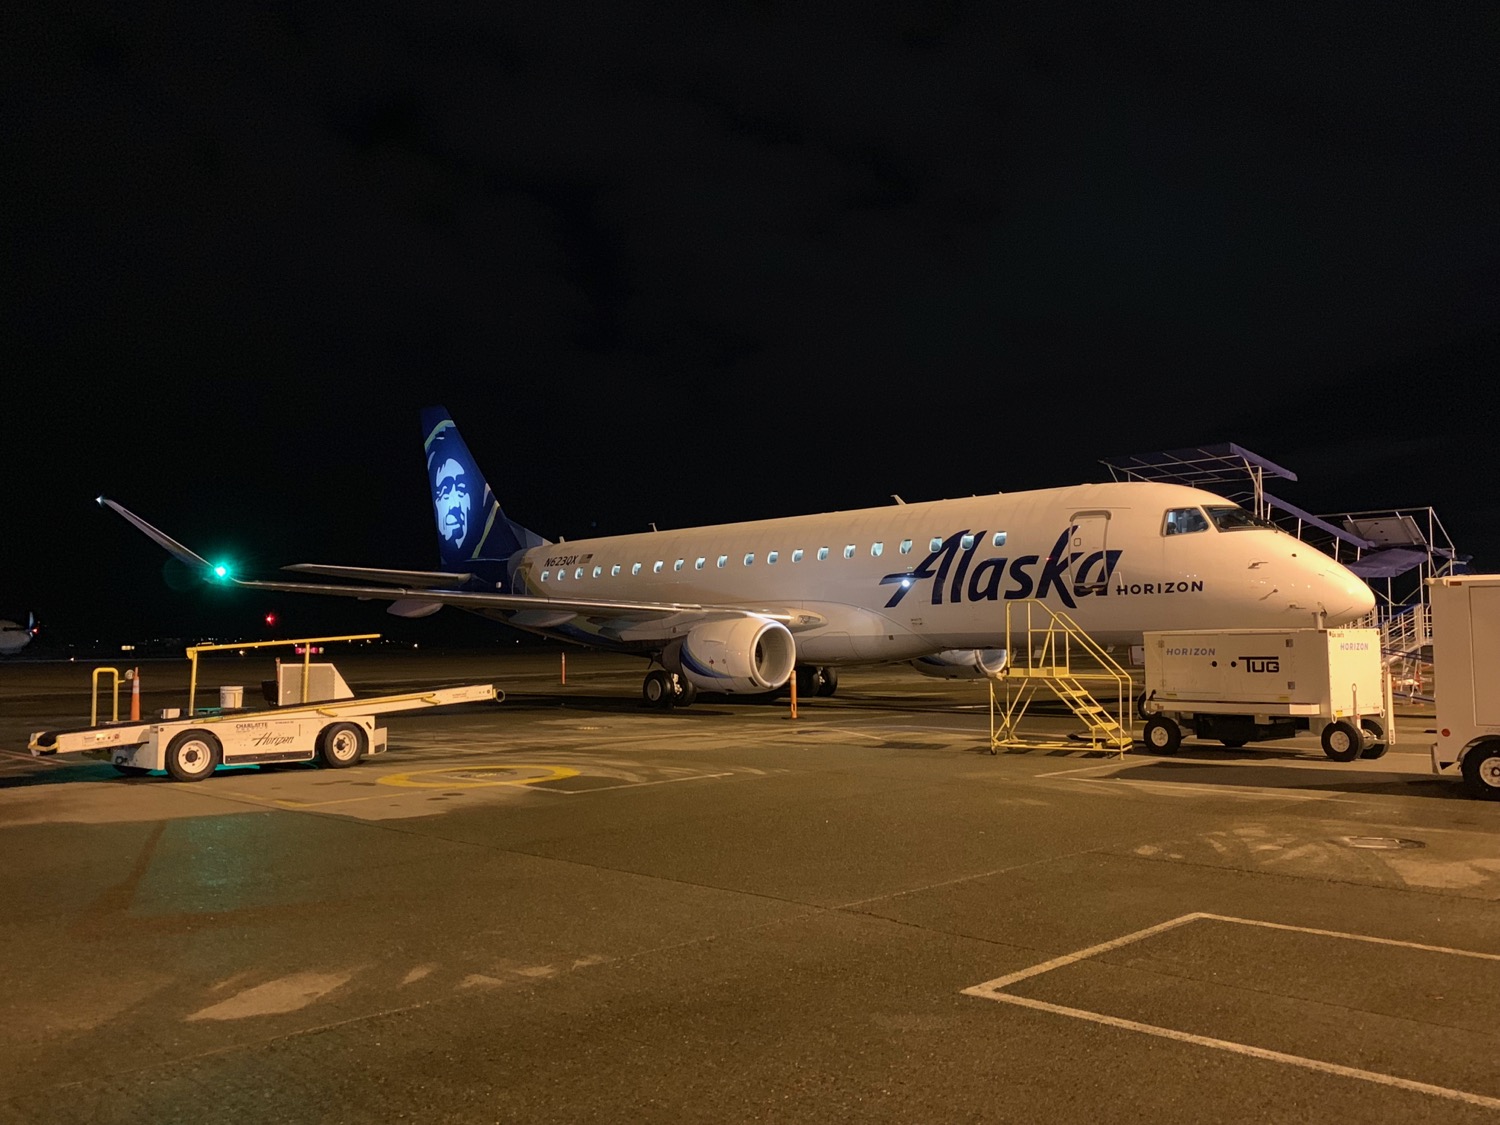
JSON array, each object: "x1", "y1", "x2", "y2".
[{"x1": 421, "y1": 406, "x2": 547, "y2": 587}]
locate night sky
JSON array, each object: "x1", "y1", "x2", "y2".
[{"x1": 5, "y1": 3, "x2": 1497, "y2": 648}]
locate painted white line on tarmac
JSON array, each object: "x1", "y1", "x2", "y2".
[{"x1": 964, "y1": 912, "x2": 1500, "y2": 1111}]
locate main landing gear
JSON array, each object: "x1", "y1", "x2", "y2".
[
  {"x1": 795, "y1": 665, "x2": 838, "y2": 698},
  {"x1": 641, "y1": 669, "x2": 697, "y2": 710}
]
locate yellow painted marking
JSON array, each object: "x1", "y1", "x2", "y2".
[{"x1": 378, "y1": 764, "x2": 580, "y2": 790}]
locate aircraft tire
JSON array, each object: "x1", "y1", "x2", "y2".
[
  {"x1": 1320, "y1": 720, "x2": 1362, "y2": 762},
  {"x1": 672, "y1": 675, "x2": 698, "y2": 707},
  {"x1": 165, "y1": 729, "x2": 220, "y2": 782},
  {"x1": 318, "y1": 722, "x2": 367, "y2": 768},
  {"x1": 1461, "y1": 740, "x2": 1500, "y2": 800},
  {"x1": 815, "y1": 667, "x2": 838, "y2": 697},
  {"x1": 1142, "y1": 716, "x2": 1181, "y2": 755},
  {"x1": 642, "y1": 670, "x2": 674, "y2": 709},
  {"x1": 795, "y1": 666, "x2": 823, "y2": 697}
]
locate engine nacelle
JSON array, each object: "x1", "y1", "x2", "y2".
[
  {"x1": 908, "y1": 648, "x2": 1008, "y2": 680},
  {"x1": 666, "y1": 617, "x2": 796, "y2": 694}
]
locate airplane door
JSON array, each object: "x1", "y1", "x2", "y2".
[{"x1": 1067, "y1": 510, "x2": 1112, "y2": 597}]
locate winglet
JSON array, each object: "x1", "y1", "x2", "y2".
[{"x1": 97, "y1": 496, "x2": 218, "y2": 575}]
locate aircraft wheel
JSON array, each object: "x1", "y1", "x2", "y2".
[
  {"x1": 165, "y1": 729, "x2": 221, "y2": 782},
  {"x1": 672, "y1": 675, "x2": 698, "y2": 708},
  {"x1": 642, "y1": 670, "x2": 675, "y2": 709},
  {"x1": 795, "y1": 666, "x2": 823, "y2": 697},
  {"x1": 318, "y1": 721, "x2": 368, "y2": 768},
  {"x1": 815, "y1": 667, "x2": 838, "y2": 697},
  {"x1": 1321, "y1": 720, "x2": 1362, "y2": 762},
  {"x1": 1143, "y1": 716, "x2": 1181, "y2": 755},
  {"x1": 1461, "y1": 740, "x2": 1500, "y2": 800}
]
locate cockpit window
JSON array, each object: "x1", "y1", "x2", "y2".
[
  {"x1": 1205, "y1": 505, "x2": 1276, "y2": 531},
  {"x1": 1163, "y1": 507, "x2": 1211, "y2": 536}
]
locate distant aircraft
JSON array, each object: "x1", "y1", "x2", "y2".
[
  {"x1": 0, "y1": 613, "x2": 37, "y2": 656},
  {"x1": 101, "y1": 405, "x2": 1375, "y2": 707}
]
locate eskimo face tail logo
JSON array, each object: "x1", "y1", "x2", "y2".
[
  {"x1": 433, "y1": 457, "x2": 471, "y2": 549},
  {"x1": 426, "y1": 423, "x2": 477, "y2": 566},
  {"x1": 879, "y1": 527, "x2": 1122, "y2": 610}
]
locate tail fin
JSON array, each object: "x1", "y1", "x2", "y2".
[{"x1": 422, "y1": 406, "x2": 547, "y2": 581}]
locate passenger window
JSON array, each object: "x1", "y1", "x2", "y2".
[
  {"x1": 717, "y1": 555, "x2": 728, "y2": 568},
  {"x1": 574, "y1": 567, "x2": 583, "y2": 579},
  {"x1": 899, "y1": 539, "x2": 912, "y2": 554},
  {"x1": 815, "y1": 547, "x2": 828, "y2": 561},
  {"x1": 592, "y1": 566, "x2": 602, "y2": 578},
  {"x1": 767, "y1": 551, "x2": 779, "y2": 564},
  {"x1": 843, "y1": 544, "x2": 855, "y2": 559},
  {"x1": 871, "y1": 542, "x2": 883, "y2": 557},
  {"x1": 960, "y1": 534, "x2": 975, "y2": 550},
  {"x1": 632, "y1": 563, "x2": 642, "y2": 575},
  {"x1": 993, "y1": 532, "x2": 1006, "y2": 547},
  {"x1": 744, "y1": 553, "x2": 755, "y2": 566},
  {"x1": 611, "y1": 565, "x2": 621, "y2": 577},
  {"x1": 541, "y1": 571, "x2": 549, "y2": 582},
  {"x1": 792, "y1": 549, "x2": 804, "y2": 562},
  {"x1": 1163, "y1": 507, "x2": 1211, "y2": 536},
  {"x1": 695, "y1": 557, "x2": 705, "y2": 570},
  {"x1": 929, "y1": 537, "x2": 943, "y2": 551},
  {"x1": 653, "y1": 561, "x2": 664, "y2": 573}
]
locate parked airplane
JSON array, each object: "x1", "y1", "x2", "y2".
[
  {"x1": 101, "y1": 406, "x2": 1375, "y2": 707},
  {"x1": 0, "y1": 613, "x2": 37, "y2": 656}
]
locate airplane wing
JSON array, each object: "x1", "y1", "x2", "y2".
[{"x1": 98, "y1": 498, "x2": 825, "y2": 643}]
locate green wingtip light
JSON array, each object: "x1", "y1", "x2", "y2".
[{"x1": 213, "y1": 563, "x2": 231, "y2": 580}]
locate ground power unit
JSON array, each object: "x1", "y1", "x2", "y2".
[{"x1": 1140, "y1": 628, "x2": 1389, "y2": 760}]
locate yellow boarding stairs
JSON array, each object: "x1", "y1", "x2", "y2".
[{"x1": 988, "y1": 600, "x2": 1135, "y2": 756}]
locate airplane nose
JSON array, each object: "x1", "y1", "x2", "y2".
[{"x1": 1323, "y1": 569, "x2": 1376, "y2": 625}]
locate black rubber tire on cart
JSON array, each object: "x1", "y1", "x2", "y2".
[
  {"x1": 112, "y1": 763, "x2": 150, "y2": 777},
  {"x1": 1358, "y1": 718, "x2": 1388, "y2": 760},
  {"x1": 1461, "y1": 740, "x2": 1500, "y2": 800},
  {"x1": 165, "y1": 729, "x2": 221, "y2": 782},
  {"x1": 1143, "y1": 716, "x2": 1182, "y2": 755},
  {"x1": 317, "y1": 721, "x2": 367, "y2": 768},
  {"x1": 1320, "y1": 720, "x2": 1362, "y2": 763}
]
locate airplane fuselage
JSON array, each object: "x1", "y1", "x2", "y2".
[{"x1": 502, "y1": 482, "x2": 1375, "y2": 661}]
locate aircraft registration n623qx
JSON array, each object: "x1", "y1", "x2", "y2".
[{"x1": 101, "y1": 405, "x2": 1376, "y2": 708}]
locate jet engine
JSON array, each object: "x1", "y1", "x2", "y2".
[
  {"x1": 908, "y1": 648, "x2": 1008, "y2": 680},
  {"x1": 665, "y1": 617, "x2": 797, "y2": 694}
]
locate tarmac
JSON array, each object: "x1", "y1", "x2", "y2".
[{"x1": 1, "y1": 646, "x2": 1497, "y2": 1124}]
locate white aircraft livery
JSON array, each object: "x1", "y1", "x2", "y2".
[
  {"x1": 101, "y1": 405, "x2": 1375, "y2": 706},
  {"x1": 0, "y1": 614, "x2": 37, "y2": 656}
]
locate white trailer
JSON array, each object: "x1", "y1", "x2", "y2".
[
  {"x1": 30, "y1": 678, "x2": 498, "y2": 781},
  {"x1": 1428, "y1": 575, "x2": 1500, "y2": 799},
  {"x1": 1139, "y1": 628, "x2": 1390, "y2": 760},
  {"x1": 27, "y1": 635, "x2": 499, "y2": 781}
]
